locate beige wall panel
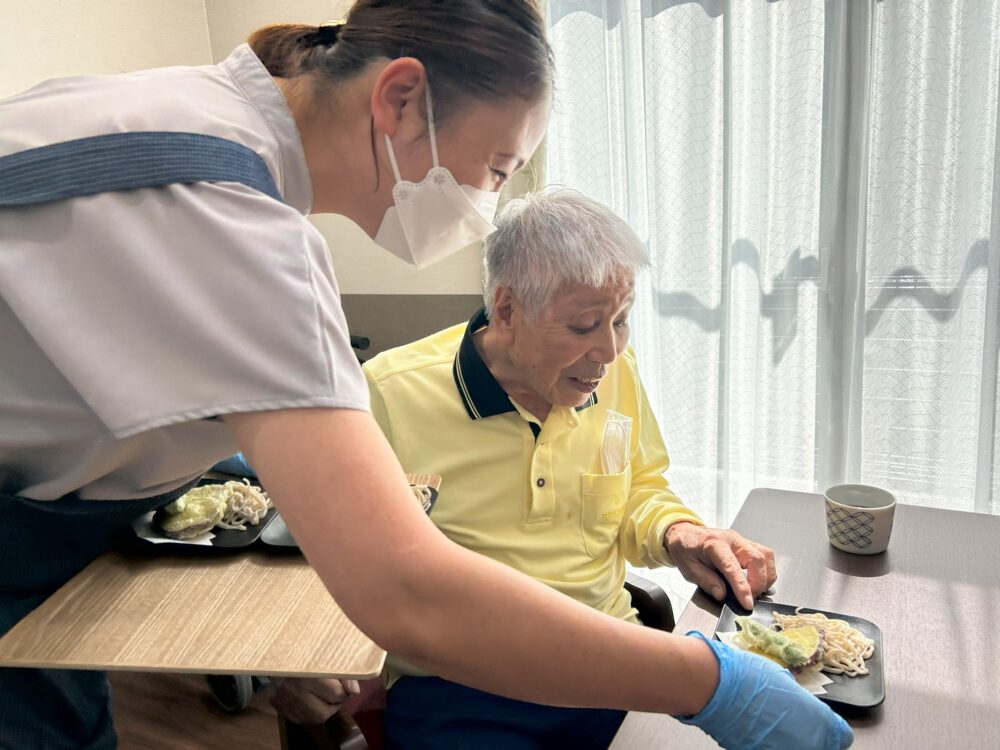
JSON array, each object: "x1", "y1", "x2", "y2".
[
  {"x1": 341, "y1": 293, "x2": 483, "y2": 358},
  {"x1": 203, "y1": 0, "x2": 355, "y2": 62},
  {"x1": 0, "y1": 0, "x2": 212, "y2": 98}
]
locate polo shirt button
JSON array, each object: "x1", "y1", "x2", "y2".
[{"x1": 536, "y1": 478, "x2": 545, "y2": 487}]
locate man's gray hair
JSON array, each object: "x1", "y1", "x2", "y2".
[{"x1": 483, "y1": 188, "x2": 649, "y2": 321}]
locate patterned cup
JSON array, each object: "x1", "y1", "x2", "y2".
[{"x1": 824, "y1": 484, "x2": 896, "y2": 555}]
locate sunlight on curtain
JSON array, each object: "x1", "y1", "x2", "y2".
[
  {"x1": 547, "y1": 1, "x2": 1000, "y2": 535},
  {"x1": 859, "y1": 2, "x2": 1000, "y2": 511},
  {"x1": 548, "y1": 1, "x2": 827, "y2": 528}
]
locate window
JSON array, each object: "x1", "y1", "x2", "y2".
[{"x1": 547, "y1": 0, "x2": 1000, "y2": 526}]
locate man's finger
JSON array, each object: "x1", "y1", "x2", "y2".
[
  {"x1": 273, "y1": 689, "x2": 340, "y2": 725},
  {"x1": 760, "y1": 544, "x2": 777, "y2": 589},
  {"x1": 303, "y1": 691, "x2": 342, "y2": 724},
  {"x1": 734, "y1": 541, "x2": 770, "y2": 597},
  {"x1": 680, "y1": 558, "x2": 727, "y2": 601},
  {"x1": 311, "y1": 678, "x2": 349, "y2": 704},
  {"x1": 730, "y1": 534, "x2": 776, "y2": 597},
  {"x1": 736, "y1": 540, "x2": 778, "y2": 596},
  {"x1": 705, "y1": 540, "x2": 753, "y2": 610}
]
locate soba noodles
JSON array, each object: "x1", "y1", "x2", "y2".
[{"x1": 772, "y1": 609, "x2": 875, "y2": 676}]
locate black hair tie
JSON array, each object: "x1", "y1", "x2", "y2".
[{"x1": 308, "y1": 22, "x2": 343, "y2": 47}]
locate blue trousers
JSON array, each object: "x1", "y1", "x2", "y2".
[
  {"x1": 0, "y1": 485, "x2": 194, "y2": 750},
  {"x1": 384, "y1": 676, "x2": 626, "y2": 750}
]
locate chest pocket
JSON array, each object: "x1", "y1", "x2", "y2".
[{"x1": 579, "y1": 464, "x2": 631, "y2": 559}]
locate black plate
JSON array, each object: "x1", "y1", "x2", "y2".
[
  {"x1": 130, "y1": 478, "x2": 277, "y2": 549},
  {"x1": 259, "y1": 512, "x2": 298, "y2": 548},
  {"x1": 260, "y1": 486, "x2": 438, "y2": 549},
  {"x1": 714, "y1": 601, "x2": 885, "y2": 710}
]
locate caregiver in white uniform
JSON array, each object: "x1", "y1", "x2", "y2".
[{"x1": 0, "y1": 2, "x2": 852, "y2": 749}]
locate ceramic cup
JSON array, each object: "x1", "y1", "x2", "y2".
[{"x1": 824, "y1": 484, "x2": 896, "y2": 555}]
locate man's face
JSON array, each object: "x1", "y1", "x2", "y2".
[{"x1": 507, "y1": 279, "x2": 635, "y2": 409}]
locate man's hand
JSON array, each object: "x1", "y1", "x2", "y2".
[
  {"x1": 269, "y1": 677, "x2": 360, "y2": 725},
  {"x1": 664, "y1": 522, "x2": 776, "y2": 610}
]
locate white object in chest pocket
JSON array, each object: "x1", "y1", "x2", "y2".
[
  {"x1": 600, "y1": 411, "x2": 632, "y2": 475},
  {"x1": 580, "y1": 464, "x2": 631, "y2": 559}
]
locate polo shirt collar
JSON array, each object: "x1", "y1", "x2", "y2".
[{"x1": 452, "y1": 308, "x2": 598, "y2": 421}]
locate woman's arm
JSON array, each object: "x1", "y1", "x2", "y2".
[{"x1": 226, "y1": 407, "x2": 717, "y2": 716}]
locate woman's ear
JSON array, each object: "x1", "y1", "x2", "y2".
[{"x1": 370, "y1": 57, "x2": 427, "y2": 139}]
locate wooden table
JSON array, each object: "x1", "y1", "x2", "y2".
[
  {"x1": 0, "y1": 548, "x2": 385, "y2": 679},
  {"x1": 611, "y1": 488, "x2": 1000, "y2": 750}
]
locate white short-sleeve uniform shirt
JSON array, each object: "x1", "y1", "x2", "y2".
[{"x1": 0, "y1": 45, "x2": 369, "y2": 500}]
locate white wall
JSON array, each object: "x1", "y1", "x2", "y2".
[{"x1": 0, "y1": 0, "x2": 212, "y2": 98}]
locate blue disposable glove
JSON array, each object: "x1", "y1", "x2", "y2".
[
  {"x1": 680, "y1": 631, "x2": 853, "y2": 750},
  {"x1": 211, "y1": 452, "x2": 257, "y2": 478}
]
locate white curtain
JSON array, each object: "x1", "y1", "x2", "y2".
[{"x1": 546, "y1": 0, "x2": 1000, "y2": 533}]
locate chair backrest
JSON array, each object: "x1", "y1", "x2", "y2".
[{"x1": 624, "y1": 571, "x2": 676, "y2": 632}]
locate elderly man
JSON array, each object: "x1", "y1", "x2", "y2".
[{"x1": 277, "y1": 189, "x2": 778, "y2": 747}]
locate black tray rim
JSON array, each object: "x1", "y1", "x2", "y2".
[{"x1": 128, "y1": 477, "x2": 277, "y2": 549}]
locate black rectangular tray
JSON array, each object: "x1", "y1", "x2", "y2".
[
  {"x1": 129, "y1": 477, "x2": 277, "y2": 549},
  {"x1": 714, "y1": 601, "x2": 885, "y2": 710}
]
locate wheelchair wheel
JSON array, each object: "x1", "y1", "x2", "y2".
[{"x1": 205, "y1": 674, "x2": 255, "y2": 714}]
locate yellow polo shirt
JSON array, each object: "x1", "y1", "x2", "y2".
[{"x1": 364, "y1": 308, "x2": 704, "y2": 682}]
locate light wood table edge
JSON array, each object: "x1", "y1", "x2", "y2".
[
  {"x1": 0, "y1": 548, "x2": 387, "y2": 680},
  {"x1": 0, "y1": 654, "x2": 387, "y2": 680}
]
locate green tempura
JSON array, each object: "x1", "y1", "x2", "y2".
[{"x1": 734, "y1": 616, "x2": 809, "y2": 667}]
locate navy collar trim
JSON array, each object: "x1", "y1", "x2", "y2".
[{"x1": 452, "y1": 308, "x2": 598, "y2": 420}]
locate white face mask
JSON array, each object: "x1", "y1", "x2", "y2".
[{"x1": 374, "y1": 85, "x2": 501, "y2": 269}]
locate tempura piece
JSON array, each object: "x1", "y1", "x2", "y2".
[{"x1": 154, "y1": 485, "x2": 227, "y2": 540}]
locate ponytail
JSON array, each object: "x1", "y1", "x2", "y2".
[{"x1": 248, "y1": 2, "x2": 553, "y2": 119}]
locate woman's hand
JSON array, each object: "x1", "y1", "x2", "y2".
[
  {"x1": 680, "y1": 633, "x2": 853, "y2": 750},
  {"x1": 269, "y1": 677, "x2": 360, "y2": 725}
]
